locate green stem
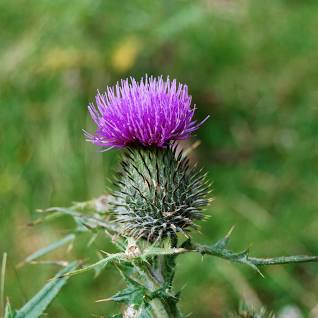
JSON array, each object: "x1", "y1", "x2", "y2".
[
  {"x1": 149, "y1": 254, "x2": 183, "y2": 318},
  {"x1": 149, "y1": 299, "x2": 170, "y2": 318}
]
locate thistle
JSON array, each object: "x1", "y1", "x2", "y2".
[
  {"x1": 9, "y1": 75, "x2": 318, "y2": 318},
  {"x1": 84, "y1": 75, "x2": 210, "y2": 316},
  {"x1": 86, "y1": 76, "x2": 210, "y2": 241}
]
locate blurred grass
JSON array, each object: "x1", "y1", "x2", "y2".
[{"x1": 1, "y1": 0, "x2": 318, "y2": 317}]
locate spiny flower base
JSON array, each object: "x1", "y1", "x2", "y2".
[{"x1": 111, "y1": 144, "x2": 209, "y2": 241}]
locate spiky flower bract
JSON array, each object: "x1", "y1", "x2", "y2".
[
  {"x1": 111, "y1": 144, "x2": 210, "y2": 241},
  {"x1": 84, "y1": 76, "x2": 206, "y2": 149}
]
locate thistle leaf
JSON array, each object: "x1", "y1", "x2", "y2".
[
  {"x1": 36, "y1": 207, "x2": 117, "y2": 233},
  {"x1": 63, "y1": 253, "x2": 124, "y2": 278},
  {"x1": 111, "y1": 285, "x2": 146, "y2": 305},
  {"x1": 213, "y1": 225, "x2": 235, "y2": 249},
  {"x1": 111, "y1": 288, "x2": 136, "y2": 304},
  {"x1": 189, "y1": 237, "x2": 318, "y2": 276}
]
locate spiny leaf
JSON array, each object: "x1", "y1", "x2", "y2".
[
  {"x1": 61, "y1": 246, "x2": 186, "y2": 280},
  {"x1": 213, "y1": 225, "x2": 235, "y2": 249},
  {"x1": 63, "y1": 253, "x2": 124, "y2": 278},
  {"x1": 114, "y1": 263, "x2": 143, "y2": 288},
  {"x1": 110, "y1": 285, "x2": 147, "y2": 305},
  {"x1": 248, "y1": 254, "x2": 318, "y2": 266},
  {"x1": 179, "y1": 231, "x2": 318, "y2": 275},
  {"x1": 36, "y1": 207, "x2": 117, "y2": 232},
  {"x1": 189, "y1": 237, "x2": 318, "y2": 276},
  {"x1": 15, "y1": 262, "x2": 77, "y2": 318}
]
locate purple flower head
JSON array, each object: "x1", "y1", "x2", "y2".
[{"x1": 84, "y1": 76, "x2": 207, "y2": 149}]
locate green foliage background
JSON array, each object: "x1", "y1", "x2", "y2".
[{"x1": 1, "y1": 0, "x2": 318, "y2": 317}]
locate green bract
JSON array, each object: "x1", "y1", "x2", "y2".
[{"x1": 111, "y1": 144, "x2": 210, "y2": 241}]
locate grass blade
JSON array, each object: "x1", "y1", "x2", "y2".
[
  {"x1": 15, "y1": 261, "x2": 77, "y2": 318},
  {"x1": 22, "y1": 234, "x2": 75, "y2": 265},
  {"x1": 1, "y1": 253, "x2": 7, "y2": 317},
  {"x1": 4, "y1": 299, "x2": 15, "y2": 318}
]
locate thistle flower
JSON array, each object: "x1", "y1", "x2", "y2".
[
  {"x1": 84, "y1": 76, "x2": 206, "y2": 149},
  {"x1": 85, "y1": 75, "x2": 210, "y2": 240},
  {"x1": 111, "y1": 144, "x2": 210, "y2": 241}
]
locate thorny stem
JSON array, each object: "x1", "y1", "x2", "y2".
[
  {"x1": 122, "y1": 258, "x2": 179, "y2": 318},
  {"x1": 147, "y1": 238, "x2": 182, "y2": 317},
  {"x1": 144, "y1": 255, "x2": 182, "y2": 317},
  {"x1": 123, "y1": 239, "x2": 178, "y2": 318},
  {"x1": 191, "y1": 243, "x2": 318, "y2": 266}
]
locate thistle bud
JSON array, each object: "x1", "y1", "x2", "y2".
[{"x1": 111, "y1": 145, "x2": 209, "y2": 241}]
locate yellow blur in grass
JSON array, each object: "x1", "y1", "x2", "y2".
[
  {"x1": 39, "y1": 48, "x2": 100, "y2": 72},
  {"x1": 111, "y1": 37, "x2": 141, "y2": 73}
]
